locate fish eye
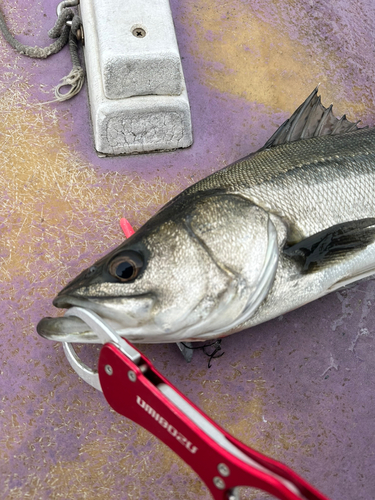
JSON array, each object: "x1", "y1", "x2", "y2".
[{"x1": 109, "y1": 251, "x2": 143, "y2": 282}]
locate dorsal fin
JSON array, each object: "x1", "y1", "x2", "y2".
[{"x1": 263, "y1": 87, "x2": 365, "y2": 149}]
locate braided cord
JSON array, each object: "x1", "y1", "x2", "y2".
[
  {"x1": 0, "y1": 8, "x2": 74, "y2": 58},
  {"x1": 0, "y1": 6, "x2": 85, "y2": 101}
]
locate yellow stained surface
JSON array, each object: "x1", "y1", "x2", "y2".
[{"x1": 184, "y1": 0, "x2": 373, "y2": 119}]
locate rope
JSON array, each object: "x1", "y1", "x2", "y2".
[
  {"x1": 0, "y1": 6, "x2": 84, "y2": 102},
  {"x1": 54, "y1": 14, "x2": 84, "y2": 101}
]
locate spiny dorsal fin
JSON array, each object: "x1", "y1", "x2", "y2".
[
  {"x1": 263, "y1": 87, "x2": 365, "y2": 149},
  {"x1": 284, "y1": 218, "x2": 375, "y2": 273}
]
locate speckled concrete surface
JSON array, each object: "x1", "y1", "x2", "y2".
[{"x1": 1, "y1": 1, "x2": 375, "y2": 499}]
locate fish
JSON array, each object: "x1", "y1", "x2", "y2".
[{"x1": 37, "y1": 88, "x2": 375, "y2": 347}]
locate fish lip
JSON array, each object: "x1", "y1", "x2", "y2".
[
  {"x1": 36, "y1": 315, "x2": 98, "y2": 342},
  {"x1": 52, "y1": 293, "x2": 156, "y2": 331},
  {"x1": 53, "y1": 294, "x2": 93, "y2": 310}
]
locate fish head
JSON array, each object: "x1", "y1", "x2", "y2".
[{"x1": 37, "y1": 192, "x2": 279, "y2": 344}]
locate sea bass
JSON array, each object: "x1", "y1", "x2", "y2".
[{"x1": 37, "y1": 89, "x2": 375, "y2": 345}]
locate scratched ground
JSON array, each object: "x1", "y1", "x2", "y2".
[{"x1": 1, "y1": 1, "x2": 375, "y2": 499}]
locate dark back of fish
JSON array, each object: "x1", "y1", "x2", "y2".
[{"x1": 186, "y1": 127, "x2": 375, "y2": 242}]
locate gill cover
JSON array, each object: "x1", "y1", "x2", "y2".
[{"x1": 175, "y1": 193, "x2": 279, "y2": 341}]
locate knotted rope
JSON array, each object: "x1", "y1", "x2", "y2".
[{"x1": 0, "y1": 5, "x2": 84, "y2": 102}]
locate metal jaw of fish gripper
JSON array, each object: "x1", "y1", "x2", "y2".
[{"x1": 62, "y1": 307, "x2": 141, "y2": 392}]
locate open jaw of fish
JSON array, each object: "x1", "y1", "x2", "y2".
[{"x1": 37, "y1": 88, "x2": 375, "y2": 345}]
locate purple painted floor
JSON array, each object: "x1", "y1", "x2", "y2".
[{"x1": 1, "y1": 1, "x2": 375, "y2": 499}]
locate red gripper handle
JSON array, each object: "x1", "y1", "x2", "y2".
[{"x1": 98, "y1": 343, "x2": 331, "y2": 500}]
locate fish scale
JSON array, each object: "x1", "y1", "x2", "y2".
[{"x1": 184, "y1": 128, "x2": 375, "y2": 240}]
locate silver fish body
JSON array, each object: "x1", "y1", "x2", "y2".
[{"x1": 37, "y1": 90, "x2": 375, "y2": 345}]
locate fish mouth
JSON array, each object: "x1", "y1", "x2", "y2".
[
  {"x1": 37, "y1": 295, "x2": 106, "y2": 343},
  {"x1": 37, "y1": 294, "x2": 155, "y2": 344}
]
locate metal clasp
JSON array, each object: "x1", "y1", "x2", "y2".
[{"x1": 56, "y1": 0, "x2": 80, "y2": 26}]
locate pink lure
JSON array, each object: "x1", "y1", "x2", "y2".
[{"x1": 120, "y1": 218, "x2": 135, "y2": 238}]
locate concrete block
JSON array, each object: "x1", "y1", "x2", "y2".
[
  {"x1": 94, "y1": 93, "x2": 193, "y2": 155},
  {"x1": 92, "y1": 0, "x2": 183, "y2": 99},
  {"x1": 80, "y1": 0, "x2": 193, "y2": 155}
]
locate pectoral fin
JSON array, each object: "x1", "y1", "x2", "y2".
[{"x1": 284, "y1": 218, "x2": 375, "y2": 273}]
